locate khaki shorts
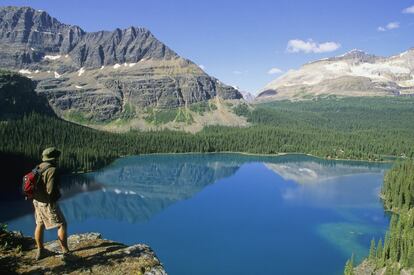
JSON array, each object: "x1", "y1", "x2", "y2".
[{"x1": 33, "y1": 200, "x2": 66, "y2": 230}]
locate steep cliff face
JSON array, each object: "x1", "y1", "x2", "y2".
[{"x1": 0, "y1": 6, "x2": 242, "y2": 122}]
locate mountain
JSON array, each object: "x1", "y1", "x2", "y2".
[
  {"x1": 0, "y1": 6, "x2": 243, "y2": 129},
  {"x1": 258, "y1": 49, "x2": 414, "y2": 101},
  {"x1": 239, "y1": 90, "x2": 255, "y2": 102}
]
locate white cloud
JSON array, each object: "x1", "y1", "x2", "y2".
[
  {"x1": 267, "y1": 67, "x2": 283, "y2": 75},
  {"x1": 403, "y1": 5, "x2": 414, "y2": 14},
  {"x1": 199, "y1": 64, "x2": 206, "y2": 70},
  {"x1": 233, "y1": 70, "x2": 243, "y2": 75},
  {"x1": 387, "y1": 22, "x2": 400, "y2": 29},
  {"x1": 286, "y1": 39, "x2": 341, "y2": 54},
  {"x1": 377, "y1": 22, "x2": 400, "y2": 32}
]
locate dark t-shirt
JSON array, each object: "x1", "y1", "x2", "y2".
[{"x1": 32, "y1": 162, "x2": 61, "y2": 203}]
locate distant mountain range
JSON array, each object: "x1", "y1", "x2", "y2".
[
  {"x1": 2, "y1": 5, "x2": 413, "y2": 127},
  {"x1": 258, "y1": 49, "x2": 414, "y2": 101},
  {"x1": 231, "y1": 86, "x2": 255, "y2": 102},
  {"x1": 0, "y1": 6, "x2": 243, "y2": 129}
]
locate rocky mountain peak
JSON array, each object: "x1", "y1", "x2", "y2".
[
  {"x1": 0, "y1": 6, "x2": 178, "y2": 69},
  {"x1": 341, "y1": 49, "x2": 367, "y2": 56},
  {"x1": 259, "y1": 47, "x2": 414, "y2": 101},
  {"x1": 239, "y1": 90, "x2": 255, "y2": 102},
  {"x1": 0, "y1": 6, "x2": 242, "y2": 126},
  {"x1": 0, "y1": 6, "x2": 74, "y2": 41},
  {"x1": 330, "y1": 49, "x2": 378, "y2": 63}
]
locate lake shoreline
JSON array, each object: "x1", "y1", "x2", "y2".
[{"x1": 71, "y1": 151, "x2": 396, "y2": 175}]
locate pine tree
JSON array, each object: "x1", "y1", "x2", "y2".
[
  {"x1": 376, "y1": 239, "x2": 384, "y2": 267},
  {"x1": 344, "y1": 254, "x2": 354, "y2": 275},
  {"x1": 407, "y1": 245, "x2": 414, "y2": 267},
  {"x1": 369, "y1": 238, "x2": 376, "y2": 260}
]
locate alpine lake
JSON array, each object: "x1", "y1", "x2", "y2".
[{"x1": 0, "y1": 153, "x2": 391, "y2": 275}]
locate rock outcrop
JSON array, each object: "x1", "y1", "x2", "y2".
[
  {"x1": 258, "y1": 49, "x2": 414, "y2": 101},
  {"x1": 354, "y1": 259, "x2": 413, "y2": 275},
  {"x1": 0, "y1": 230, "x2": 166, "y2": 274},
  {"x1": 0, "y1": 6, "x2": 242, "y2": 122}
]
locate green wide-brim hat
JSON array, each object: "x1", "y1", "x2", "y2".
[{"x1": 42, "y1": 147, "x2": 61, "y2": 162}]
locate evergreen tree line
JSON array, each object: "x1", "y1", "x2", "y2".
[
  {"x1": 236, "y1": 97, "x2": 414, "y2": 159},
  {"x1": 367, "y1": 210, "x2": 414, "y2": 270},
  {"x1": 245, "y1": 96, "x2": 414, "y2": 135},
  {"x1": 1, "y1": 111, "x2": 414, "y2": 176},
  {"x1": 381, "y1": 161, "x2": 414, "y2": 211},
  {"x1": 347, "y1": 161, "x2": 414, "y2": 274}
]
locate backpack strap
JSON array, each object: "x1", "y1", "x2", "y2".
[{"x1": 38, "y1": 163, "x2": 53, "y2": 174}]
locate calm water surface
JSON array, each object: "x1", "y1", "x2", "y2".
[{"x1": 0, "y1": 154, "x2": 391, "y2": 275}]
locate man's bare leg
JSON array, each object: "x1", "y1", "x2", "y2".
[
  {"x1": 34, "y1": 224, "x2": 44, "y2": 250},
  {"x1": 57, "y1": 223, "x2": 69, "y2": 253},
  {"x1": 34, "y1": 224, "x2": 46, "y2": 260}
]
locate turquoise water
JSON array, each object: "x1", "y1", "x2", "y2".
[{"x1": 0, "y1": 154, "x2": 390, "y2": 274}]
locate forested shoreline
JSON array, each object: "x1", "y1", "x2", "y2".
[
  {"x1": 3, "y1": 95, "x2": 414, "y2": 174},
  {"x1": 2, "y1": 97, "x2": 414, "y2": 199},
  {"x1": 346, "y1": 161, "x2": 414, "y2": 274},
  {"x1": 1, "y1": 71, "x2": 414, "y2": 200}
]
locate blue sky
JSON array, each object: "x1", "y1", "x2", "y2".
[{"x1": 2, "y1": 0, "x2": 414, "y2": 93}]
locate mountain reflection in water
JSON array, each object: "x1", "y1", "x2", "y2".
[
  {"x1": 60, "y1": 155, "x2": 242, "y2": 223},
  {"x1": 56, "y1": 154, "x2": 388, "y2": 224}
]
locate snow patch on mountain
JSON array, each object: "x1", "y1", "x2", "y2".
[
  {"x1": 43, "y1": 55, "x2": 61, "y2": 60},
  {"x1": 78, "y1": 67, "x2": 85, "y2": 76},
  {"x1": 19, "y1": 69, "x2": 31, "y2": 75}
]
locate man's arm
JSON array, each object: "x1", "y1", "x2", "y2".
[{"x1": 45, "y1": 167, "x2": 57, "y2": 200}]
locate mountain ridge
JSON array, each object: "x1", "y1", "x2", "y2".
[
  {"x1": 0, "y1": 6, "x2": 179, "y2": 68},
  {"x1": 258, "y1": 48, "x2": 414, "y2": 101},
  {"x1": 0, "y1": 6, "x2": 244, "y2": 129}
]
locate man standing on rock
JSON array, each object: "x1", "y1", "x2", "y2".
[{"x1": 32, "y1": 147, "x2": 70, "y2": 261}]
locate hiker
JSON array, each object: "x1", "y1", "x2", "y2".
[{"x1": 32, "y1": 147, "x2": 70, "y2": 261}]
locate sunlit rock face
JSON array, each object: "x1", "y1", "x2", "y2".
[
  {"x1": 258, "y1": 49, "x2": 414, "y2": 101},
  {"x1": 0, "y1": 6, "x2": 242, "y2": 122}
]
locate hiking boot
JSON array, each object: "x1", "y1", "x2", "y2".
[
  {"x1": 60, "y1": 251, "x2": 79, "y2": 264},
  {"x1": 35, "y1": 248, "x2": 54, "y2": 261},
  {"x1": 35, "y1": 249, "x2": 44, "y2": 261}
]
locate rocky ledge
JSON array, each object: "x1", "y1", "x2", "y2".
[
  {"x1": 354, "y1": 260, "x2": 413, "y2": 275},
  {"x1": 0, "y1": 231, "x2": 166, "y2": 274}
]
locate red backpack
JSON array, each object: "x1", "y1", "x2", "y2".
[{"x1": 22, "y1": 164, "x2": 50, "y2": 200}]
